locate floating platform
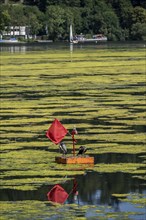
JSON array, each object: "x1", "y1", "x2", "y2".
[{"x1": 55, "y1": 156, "x2": 94, "y2": 164}]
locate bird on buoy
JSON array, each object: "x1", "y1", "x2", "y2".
[
  {"x1": 77, "y1": 146, "x2": 87, "y2": 156},
  {"x1": 59, "y1": 142, "x2": 67, "y2": 156}
]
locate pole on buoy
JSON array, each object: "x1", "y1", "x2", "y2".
[{"x1": 71, "y1": 127, "x2": 77, "y2": 157}]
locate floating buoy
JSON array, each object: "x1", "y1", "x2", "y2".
[
  {"x1": 46, "y1": 119, "x2": 94, "y2": 165},
  {"x1": 55, "y1": 156, "x2": 94, "y2": 164}
]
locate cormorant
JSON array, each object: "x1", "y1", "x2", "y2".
[
  {"x1": 77, "y1": 146, "x2": 87, "y2": 156},
  {"x1": 59, "y1": 142, "x2": 67, "y2": 156}
]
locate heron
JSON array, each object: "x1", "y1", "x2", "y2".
[
  {"x1": 59, "y1": 142, "x2": 67, "y2": 156},
  {"x1": 77, "y1": 146, "x2": 87, "y2": 156}
]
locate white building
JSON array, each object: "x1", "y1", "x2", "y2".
[{"x1": 2, "y1": 26, "x2": 31, "y2": 39}]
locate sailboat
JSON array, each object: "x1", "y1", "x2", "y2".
[
  {"x1": 70, "y1": 24, "x2": 73, "y2": 43},
  {"x1": 69, "y1": 24, "x2": 78, "y2": 44}
]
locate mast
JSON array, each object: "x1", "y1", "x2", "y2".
[
  {"x1": 71, "y1": 127, "x2": 77, "y2": 157},
  {"x1": 70, "y1": 24, "x2": 73, "y2": 43}
]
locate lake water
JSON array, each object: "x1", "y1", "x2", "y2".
[
  {"x1": 1, "y1": 166, "x2": 146, "y2": 219},
  {"x1": 0, "y1": 41, "x2": 145, "y2": 53},
  {"x1": 0, "y1": 42, "x2": 146, "y2": 220}
]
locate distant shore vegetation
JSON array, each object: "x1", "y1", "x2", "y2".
[{"x1": 0, "y1": 0, "x2": 146, "y2": 41}]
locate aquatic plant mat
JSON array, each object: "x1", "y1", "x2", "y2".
[{"x1": 0, "y1": 43, "x2": 146, "y2": 219}]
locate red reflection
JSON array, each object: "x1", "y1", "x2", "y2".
[{"x1": 47, "y1": 184, "x2": 69, "y2": 204}]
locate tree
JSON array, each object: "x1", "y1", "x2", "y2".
[
  {"x1": 131, "y1": 22, "x2": 146, "y2": 40},
  {"x1": 23, "y1": 6, "x2": 43, "y2": 38},
  {"x1": 131, "y1": 6, "x2": 146, "y2": 23},
  {"x1": 32, "y1": 0, "x2": 47, "y2": 12},
  {"x1": 131, "y1": 0, "x2": 146, "y2": 8},
  {"x1": 109, "y1": 0, "x2": 133, "y2": 29},
  {"x1": 5, "y1": 4, "x2": 26, "y2": 37},
  {"x1": 45, "y1": 5, "x2": 65, "y2": 40},
  {"x1": 130, "y1": 6, "x2": 146, "y2": 39},
  {"x1": 71, "y1": 7, "x2": 82, "y2": 35},
  {"x1": 88, "y1": 0, "x2": 122, "y2": 40},
  {"x1": 0, "y1": 5, "x2": 11, "y2": 35},
  {"x1": 8, "y1": 4, "x2": 26, "y2": 30},
  {"x1": 62, "y1": 7, "x2": 74, "y2": 40},
  {"x1": 81, "y1": 7, "x2": 93, "y2": 34},
  {"x1": 100, "y1": 11, "x2": 122, "y2": 40}
]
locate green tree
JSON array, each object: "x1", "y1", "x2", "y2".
[
  {"x1": 131, "y1": 6, "x2": 146, "y2": 23},
  {"x1": 81, "y1": 6, "x2": 93, "y2": 35},
  {"x1": 131, "y1": 0, "x2": 146, "y2": 8},
  {"x1": 0, "y1": 5, "x2": 11, "y2": 35},
  {"x1": 23, "y1": 6, "x2": 43, "y2": 38},
  {"x1": 33, "y1": 0, "x2": 47, "y2": 12},
  {"x1": 60, "y1": 0, "x2": 81, "y2": 7},
  {"x1": 80, "y1": 0, "x2": 94, "y2": 7},
  {"x1": 88, "y1": 1, "x2": 122, "y2": 40},
  {"x1": 62, "y1": 6, "x2": 74, "y2": 40},
  {"x1": 9, "y1": 4, "x2": 25, "y2": 27},
  {"x1": 100, "y1": 11, "x2": 122, "y2": 40},
  {"x1": 45, "y1": 5, "x2": 65, "y2": 40},
  {"x1": 72, "y1": 7, "x2": 82, "y2": 35},
  {"x1": 131, "y1": 22, "x2": 146, "y2": 40},
  {"x1": 5, "y1": 4, "x2": 26, "y2": 37},
  {"x1": 109, "y1": 0, "x2": 133, "y2": 29},
  {"x1": 130, "y1": 6, "x2": 146, "y2": 39}
]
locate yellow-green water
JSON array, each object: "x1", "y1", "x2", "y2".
[{"x1": 0, "y1": 44, "x2": 146, "y2": 219}]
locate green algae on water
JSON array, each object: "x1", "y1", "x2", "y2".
[{"x1": 0, "y1": 46, "x2": 145, "y2": 219}]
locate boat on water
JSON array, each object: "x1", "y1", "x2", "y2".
[
  {"x1": 69, "y1": 25, "x2": 107, "y2": 44},
  {"x1": 75, "y1": 34, "x2": 107, "y2": 43},
  {"x1": 70, "y1": 24, "x2": 78, "y2": 44},
  {"x1": 72, "y1": 34, "x2": 107, "y2": 43},
  {"x1": 0, "y1": 38, "x2": 18, "y2": 43}
]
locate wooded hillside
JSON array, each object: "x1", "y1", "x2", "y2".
[{"x1": 0, "y1": 0, "x2": 146, "y2": 41}]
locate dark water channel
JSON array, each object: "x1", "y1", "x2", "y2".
[
  {"x1": 1, "y1": 170, "x2": 146, "y2": 219},
  {"x1": 1, "y1": 171, "x2": 145, "y2": 202},
  {"x1": 1, "y1": 153, "x2": 145, "y2": 214}
]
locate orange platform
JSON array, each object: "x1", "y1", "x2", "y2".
[{"x1": 55, "y1": 156, "x2": 94, "y2": 164}]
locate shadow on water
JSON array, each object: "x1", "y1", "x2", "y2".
[{"x1": 1, "y1": 171, "x2": 145, "y2": 203}]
